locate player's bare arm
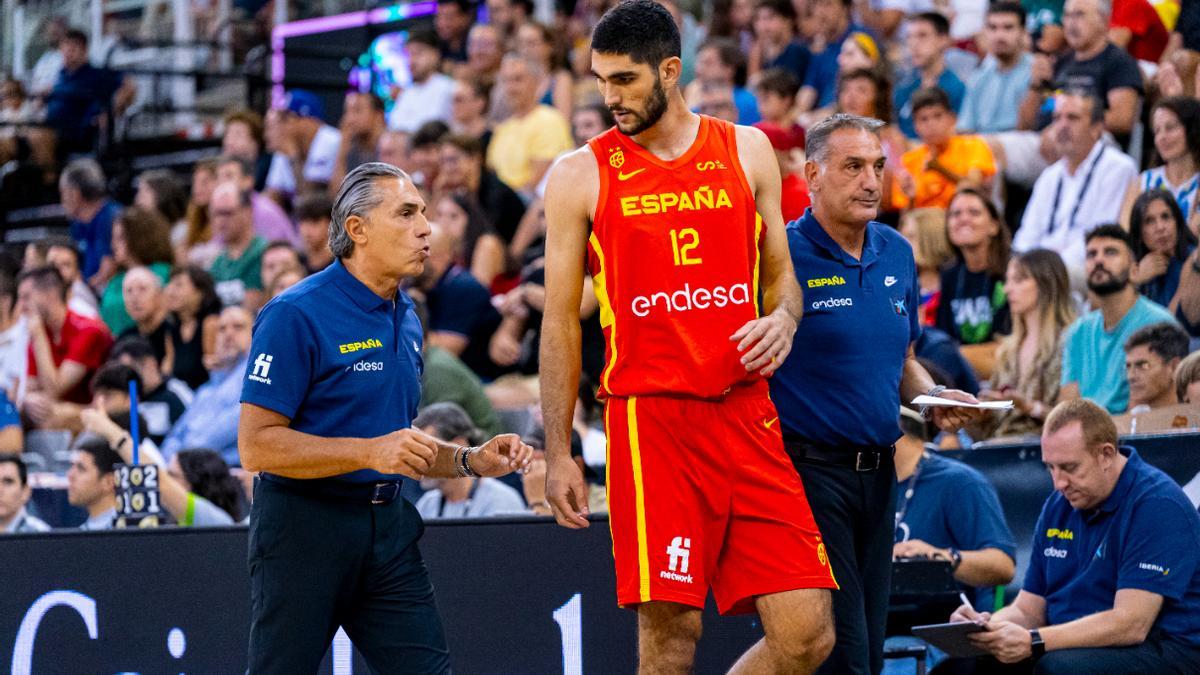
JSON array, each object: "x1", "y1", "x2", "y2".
[
  {"x1": 539, "y1": 147, "x2": 599, "y2": 529},
  {"x1": 730, "y1": 124, "x2": 804, "y2": 377}
]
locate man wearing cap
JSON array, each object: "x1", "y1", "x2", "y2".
[
  {"x1": 264, "y1": 89, "x2": 342, "y2": 202},
  {"x1": 239, "y1": 163, "x2": 532, "y2": 673}
]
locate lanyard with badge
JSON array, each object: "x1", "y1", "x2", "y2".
[
  {"x1": 1047, "y1": 146, "x2": 1106, "y2": 235},
  {"x1": 894, "y1": 451, "x2": 930, "y2": 538},
  {"x1": 437, "y1": 478, "x2": 481, "y2": 518}
]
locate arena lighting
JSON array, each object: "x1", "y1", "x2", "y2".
[{"x1": 270, "y1": 1, "x2": 437, "y2": 108}]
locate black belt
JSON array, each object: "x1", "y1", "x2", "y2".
[
  {"x1": 783, "y1": 437, "x2": 894, "y2": 472},
  {"x1": 261, "y1": 474, "x2": 403, "y2": 505}
]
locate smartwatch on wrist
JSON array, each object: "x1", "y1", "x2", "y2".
[
  {"x1": 947, "y1": 547, "x2": 962, "y2": 571},
  {"x1": 1029, "y1": 628, "x2": 1045, "y2": 658}
]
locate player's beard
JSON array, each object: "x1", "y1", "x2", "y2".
[{"x1": 616, "y1": 75, "x2": 668, "y2": 137}]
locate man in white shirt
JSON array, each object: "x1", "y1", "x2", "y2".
[
  {"x1": 264, "y1": 90, "x2": 341, "y2": 202},
  {"x1": 1014, "y1": 89, "x2": 1137, "y2": 272},
  {"x1": 0, "y1": 456, "x2": 51, "y2": 533},
  {"x1": 388, "y1": 30, "x2": 455, "y2": 133}
]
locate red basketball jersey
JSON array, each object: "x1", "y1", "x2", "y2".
[{"x1": 587, "y1": 116, "x2": 764, "y2": 399}]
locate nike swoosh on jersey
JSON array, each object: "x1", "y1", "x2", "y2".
[
  {"x1": 617, "y1": 168, "x2": 647, "y2": 181},
  {"x1": 764, "y1": 417, "x2": 779, "y2": 430}
]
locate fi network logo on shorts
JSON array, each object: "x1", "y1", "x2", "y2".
[
  {"x1": 660, "y1": 536, "x2": 693, "y2": 584},
  {"x1": 249, "y1": 353, "x2": 273, "y2": 385}
]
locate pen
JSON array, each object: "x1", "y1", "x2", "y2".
[{"x1": 959, "y1": 591, "x2": 972, "y2": 610}]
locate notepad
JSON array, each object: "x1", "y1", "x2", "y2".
[{"x1": 911, "y1": 395, "x2": 1015, "y2": 410}]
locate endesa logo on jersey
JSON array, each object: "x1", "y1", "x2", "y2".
[
  {"x1": 630, "y1": 282, "x2": 752, "y2": 318},
  {"x1": 619, "y1": 186, "x2": 734, "y2": 217}
]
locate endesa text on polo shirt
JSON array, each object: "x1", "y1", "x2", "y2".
[{"x1": 339, "y1": 338, "x2": 383, "y2": 354}]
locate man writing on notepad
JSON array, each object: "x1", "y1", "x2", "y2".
[{"x1": 938, "y1": 400, "x2": 1200, "y2": 674}]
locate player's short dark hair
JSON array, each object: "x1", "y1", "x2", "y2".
[
  {"x1": 407, "y1": 28, "x2": 440, "y2": 50},
  {"x1": 110, "y1": 335, "x2": 157, "y2": 364},
  {"x1": 912, "y1": 11, "x2": 951, "y2": 36},
  {"x1": 910, "y1": 87, "x2": 953, "y2": 117},
  {"x1": 0, "y1": 455, "x2": 29, "y2": 487},
  {"x1": 755, "y1": 67, "x2": 801, "y2": 100},
  {"x1": 987, "y1": 1, "x2": 1027, "y2": 25},
  {"x1": 294, "y1": 192, "x2": 334, "y2": 222},
  {"x1": 1085, "y1": 224, "x2": 1133, "y2": 250},
  {"x1": 1125, "y1": 322, "x2": 1191, "y2": 363},
  {"x1": 16, "y1": 265, "x2": 67, "y2": 301},
  {"x1": 755, "y1": 0, "x2": 797, "y2": 21},
  {"x1": 591, "y1": 0, "x2": 681, "y2": 67},
  {"x1": 92, "y1": 362, "x2": 142, "y2": 396},
  {"x1": 411, "y1": 120, "x2": 450, "y2": 149}
]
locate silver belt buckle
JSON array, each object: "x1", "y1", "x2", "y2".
[
  {"x1": 371, "y1": 482, "x2": 399, "y2": 504},
  {"x1": 855, "y1": 451, "x2": 880, "y2": 472}
]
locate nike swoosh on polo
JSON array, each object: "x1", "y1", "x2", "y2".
[
  {"x1": 617, "y1": 168, "x2": 646, "y2": 181},
  {"x1": 884, "y1": 276, "x2": 898, "y2": 287}
]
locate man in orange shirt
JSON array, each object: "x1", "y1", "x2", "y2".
[{"x1": 893, "y1": 87, "x2": 996, "y2": 210}]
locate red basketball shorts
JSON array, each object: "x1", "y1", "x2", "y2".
[{"x1": 603, "y1": 382, "x2": 837, "y2": 615}]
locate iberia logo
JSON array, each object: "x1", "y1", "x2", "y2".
[{"x1": 609, "y1": 147, "x2": 625, "y2": 168}]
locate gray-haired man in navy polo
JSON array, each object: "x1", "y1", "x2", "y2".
[
  {"x1": 770, "y1": 114, "x2": 987, "y2": 675},
  {"x1": 239, "y1": 162, "x2": 533, "y2": 673}
]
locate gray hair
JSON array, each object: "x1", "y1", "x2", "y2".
[
  {"x1": 60, "y1": 158, "x2": 107, "y2": 201},
  {"x1": 1057, "y1": 87, "x2": 1105, "y2": 124},
  {"x1": 414, "y1": 402, "x2": 485, "y2": 445},
  {"x1": 329, "y1": 162, "x2": 411, "y2": 259},
  {"x1": 805, "y1": 113, "x2": 885, "y2": 166}
]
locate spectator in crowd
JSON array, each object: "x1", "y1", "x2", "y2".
[
  {"x1": 134, "y1": 169, "x2": 188, "y2": 233},
  {"x1": 67, "y1": 433, "x2": 121, "y2": 530},
  {"x1": 390, "y1": 30, "x2": 456, "y2": 134},
  {"x1": 835, "y1": 68, "x2": 908, "y2": 175},
  {"x1": 754, "y1": 121, "x2": 810, "y2": 221},
  {"x1": 0, "y1": 390, "x2": 20, "y2": 453},
  {"x1": 448, "y1": 78, "x2": 492, "y2": 150},
  {"x1": 796, "y1": 0, "x2": 864, "y2": 116},
  {"x1": 1177, "y1": 351, "x2": 1200, "y2": 404},
  {"x1": 1109, "y1": 0, "x2": 1170, "y2": 64},
  {"x1": 487, "y1": 54, "x2": 574, "y2": 195},
  {"x1": 413, "y1": 403, "x2": 526, "y2": 519},
  {"x1": 0, "y1": 456, "x2": 50, "y2": 533},
  {"x1": 409, "y1": 120, "x2": 450, "y2": 192},
  {"x1": 976, "y1": 250, "x2": 1076, "y2": 440},
  {"x1": 0, "y1": 265, "x2": 26, "y2": 407},
  {"x1": 81, "y1": 406, "x2": 235, "y2": 526},
  {"x1": 60, "y1": 158, "x2": 119, "y2": 290},
  {"x1": 161, "y1": 305, "x2": 253, "y2": 465},
  {"x1": 515, "y1": 21, "x2": 574, "y2": 120},
  {"x1": 436, "y1": 0, "x2": 475, "y2": 63},
  {"x1": 892, "y1": 407, "x2": 1015, "y2": 614},
  {"x1": 294, "y1": 193, "x2": 335, "y2": 273},
  {"x1": 1060, "y1": 226, "x2": 1179, "y2": 414},
  {"x1": 900, "y1": 207, "x2": 953, "y2": 327},
  {"x1": 98, "y1": 206, "x2": 174, "y2": 338},
  {"x1": 570, "y1": 103, "x2": 616, "y2": 146},
  {"x1": 268, "y1": 268, "x2": 305, "y2": 299},
  {"x1": 216, "y1": 155, "x2": 296, "y2": 245},
  {"x1": 19, "y1": 266, "x2": 113, "y2": 414},
  {"x1": 26, "y1": 16, "x2": 68, "y2": 98},
  {"x1": 88, "y1": 363, "x2": 142, "y2": 423},
  {"x1": 43, "y1": 29, "x2": 130, "y2": 155},
  {"x1": 1128, "y1": 190, "x2": 1198, "y2": 308},
  {"x1": 1014, "y1": 90, "x2": 1139, "y2": 272},
  {"x1": 944, "y1": 400, "x2": 1200, "y2": 673},
  {"x1": 895, "y1": 13, "x2": 965, "y2": 140},
  {"x1": 754, "y1": 68, "x2": 801, "y2": 130},
  {"x1": 484, "y1": 0, "x2": 530, "y2": 42},
  {"x1": 43, "y1": 236, "x2": 100, "y2": 318},
  {"x1": 170, "y1": 448, "x2": 242, "y2": 522},
  {"x1": 110, "y1": 336, "x2": 192, "y2": 445},
  {"x1": 696, "y1": 84, "x2": 739, "y2": 124},
  {"x1": 957, "y1": 2, "x2": 1033, "y2": 135},
  {"x1": 418, "y1": 223, "x2": 503, "y2": 379},
  {"x1": 686, "y1": 38, "x2": 760, "y2": 125},
  {"x1": 416, "y1": 303, "x2": 503, "y2": 437},
  {"x1": 1124, "y1": 322, "x2": 1191, "y2": 414},
  {"x1": 464, "y1": 24, "x2": 505, "y2": 91},
  {"x1": 892, "y1": 88, "x2": 997, "y2": 211},
  {"x1": 1120, "y1": 97, "x2": 1200, "y2": 234},
  {"x1": 438, "y1": 133, "x2": 527, "y2": 243},
  {"x1": 264, "y1": 90, "x2": 341, "y2": 202},
  {"x1": 330, "y1": 92, "x2": 386, "y2": 193},
  {"x1": 120, "y1": 266, "x2": 176, "y2": 367},
  {"x1": 751, "y1": 0, "x2": 809, "y2": 81},
  {"x1": 937, "y1": 187, "x2": 1011, "y2": 379},
  {"x1": 222, "y1": 108, "x2": 270, "y2": 191},
  {"x1": 260, "y1": 242, "x2": 305, "y2": 293},
  {"x1": 433, "y1": 192, "x2": 507, "y2": 288},
  {"x1": 164, "y1": 265, "x2": 220, "y2": 389},
  {"x1": 207, "y1": 183, "x2": 267, "y2": 310},
  {"x1": 181, "y1": 158, "x2": 219, "y2": 266}
]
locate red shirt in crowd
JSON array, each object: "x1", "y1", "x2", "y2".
[
  {"x1": 1111, "y1": 0, "x2": 1170, "y2": 63},
  {"x1": 781, "y1": 173, "x2": 811, "y2": 223},
  {"x1": 28, "y1": 311, "x2": 114, "y2": 404}
]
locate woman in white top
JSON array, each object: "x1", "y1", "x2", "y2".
[{"x1": 1121, "y1": 96, "x2": 1200, "y2": 237}]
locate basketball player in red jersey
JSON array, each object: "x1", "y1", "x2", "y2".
[{"x1": 540, "y1": 1, "x2": 837, "y2": 672}]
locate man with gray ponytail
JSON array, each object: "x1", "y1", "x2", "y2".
[{"x1": 238, "y1": 162, "x2": 534, "y2": 673}]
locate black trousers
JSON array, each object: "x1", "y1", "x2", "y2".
[
  {"x1": 789, "y1": 448, "x2": 898, "y2": 675},
  {"x1": 932, "y1": 630, "x2": 1200, "y2": 675},
  {"x1": 247, "y1": 478, "x2": 450, "y2": 674}
]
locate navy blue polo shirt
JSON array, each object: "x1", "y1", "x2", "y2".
[
  {"x1": 895, "y1": 450, "x2": 1016, "y2": 611},
  {"x1": 1024, "y1": 447, "x2": 1200, "y2": 645},
  {"x1": 770, "y1": 209, "x2": 921, "y2": 447},
  {"x1": 240, "y1": 259, "x2": 424, "y2": 483},
  {"x1": 69, "y1": 200, "x2": 118, "y2": 280},
  {"x1": 0, "y1": 390, "x2": 17, "y2": 430}
]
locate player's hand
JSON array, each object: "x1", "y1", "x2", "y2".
[
  {"x1": 545, "y1": 452, "x2": 590, "y2": 529},
  {"x1": 371, "y1": 428, "x2": 439, "y2": 479},
  {"x1": 730, "y1": 309, "x2": 797, "y2": 377},
  {"x1": 950, "y1": 603, "x2": 989, "y2": 625},
  {"x1": 969, "y1": 620, "x2": 1033, "y2": 663},
  {"x1": 930, "y1": 389, "x2": 986, "y2": 432},
  {"x1": 469, "y1": 433, "x2": 534, "y2": 477}
]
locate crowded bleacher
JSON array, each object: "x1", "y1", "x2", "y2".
[{"x1": 3, "y1": 0, "x2": 1200, "y2": 670}]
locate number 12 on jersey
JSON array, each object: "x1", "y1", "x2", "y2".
[{"x1": 670, "y1": 228, "x2": 702, "y2": 266}]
